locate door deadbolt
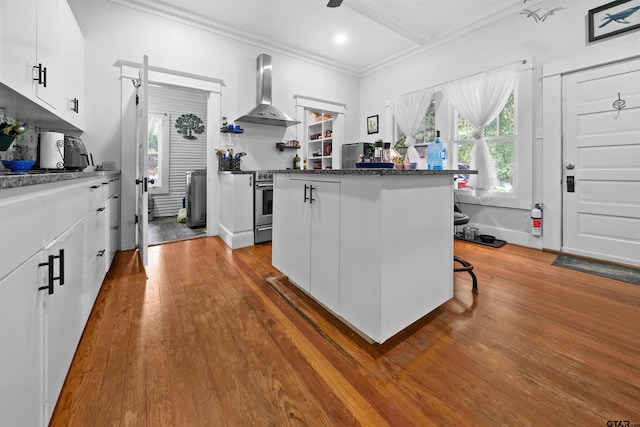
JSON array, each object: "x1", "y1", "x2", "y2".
[{"x1": 566, "y1": 164, "x2": 575, "y2": 170}]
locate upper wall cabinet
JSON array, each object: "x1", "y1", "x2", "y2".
[{"x1": 0, "y1": 0, "x2": 85, "y2": 131}]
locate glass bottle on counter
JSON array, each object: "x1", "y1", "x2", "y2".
[
  {"x1": 428, "y1": 130, "x2": 443, "y2": 170},
  {"x1": 293, "y1": 153, "x2": 301, "y2": 170},
  {"x1": 374, "y1": 141, "x2": 383, "y2": 162}
]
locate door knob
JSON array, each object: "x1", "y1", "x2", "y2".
[{"x1": 566, "y1": 164, "x2": 575, "y2": 170}]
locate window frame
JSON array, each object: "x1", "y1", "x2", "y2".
[
  {"x1": 448, "y1": 65, "x2": 533, "y2": 210},
  {"x1": 384, "y1": 64, "x2": 533, "y2": 210},
  {"x1": 452, "y1": 91, "x2": 516, "y2": 194}
]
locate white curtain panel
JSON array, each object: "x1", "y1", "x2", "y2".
[
  {"x1": 390, "y1": 88, "x2": 434, "y2": 162},
  {"x1": 440, "y1": 63, "x2": 519, "y2": 190}
]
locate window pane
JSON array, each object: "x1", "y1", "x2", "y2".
[
  {"x1": 498, "y1": 92, "x2": 515, "y2": 135},
  {"x1": 148, "y1": 118, "x2": 161, "y2": 186},
  {"x1": 397, "y1": 100, "x2": 436, "y2": 144},
  {"x1": 487, "y1": 140, "x2": 513, "y2": 192},
  {"x1": 485, "y1": 118, "x2": 497, "y2": 137},
  {"x1": 458, "y1": 144, "x2": 472, "y2": 165},
  {"x1": 457, "y1": 115, "x2": 468, "y2": 140}
]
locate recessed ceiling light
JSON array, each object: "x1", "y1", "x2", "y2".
[{"x1": 334, "y1": 33, "x2": 347, "y2": 45}]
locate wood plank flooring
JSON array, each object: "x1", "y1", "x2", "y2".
[{"x1": 50, "y1": 238, "x2": 640, "y2": 426}]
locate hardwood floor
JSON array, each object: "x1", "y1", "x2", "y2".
[{"x1": 51, "y1": 238, "x2": 640, "y2": 426}]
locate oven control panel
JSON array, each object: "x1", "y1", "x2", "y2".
[{"x1": 255, "y1": 171, "x2": 274, "y2": 181}]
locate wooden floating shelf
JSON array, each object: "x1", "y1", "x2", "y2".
[{"x1": 276, "y1": 142, "x2": 300, "y2": 151}]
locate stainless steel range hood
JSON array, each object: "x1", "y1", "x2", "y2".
[{"x1": 235, "y1": 54, "x2": 300, "y2": 127}]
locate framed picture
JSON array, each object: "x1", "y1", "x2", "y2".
[
  {"x1": 367, "y1": 115, "x2": 379, "y2": 134},
  {"x1": 588, "y1": 0, "x2": 640, "y2": 42}
]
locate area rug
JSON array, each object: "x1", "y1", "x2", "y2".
[{"x1": 552, "y1": 254, "x2": 640, "y2": 286}]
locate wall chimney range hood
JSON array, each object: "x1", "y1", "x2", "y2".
[{"x1": 235, "y1": 54, "x2": 300, "y2": 127}]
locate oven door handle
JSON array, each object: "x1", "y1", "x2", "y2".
[
  {"x1": 256, "y1": 183, "x2": 273, "y2": 189},
  {"x1": 256, "y1": 225, "x2": 273, "y2": 232}
]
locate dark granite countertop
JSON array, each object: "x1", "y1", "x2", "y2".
[
  {"x1": 271, "y1": 169, "x2": 477, "y2": 176},
  {"x1": 218, "y1": 170, "x2": 255, "y2": 175},
  {"x1": 0, "y1": 170, "x2": 121, "y2": 190}
]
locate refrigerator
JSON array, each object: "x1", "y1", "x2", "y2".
[{"x1": 186, "y1": 169, "x2": 207, "y2": 229}]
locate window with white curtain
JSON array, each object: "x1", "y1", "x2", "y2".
[
  {"x1": 386, "y1": 61, "x2": 533, "y2": 209},
  {"x1": 148, "y1": 112, "x2": 170, "y2": 194},
  {"x1": 453, "y1": 91, "x2": 516, "y2": 192},
  {"x1": 395, "y1": 99, "x2": 436, "y2": 146}
]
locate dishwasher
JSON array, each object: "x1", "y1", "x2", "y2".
[{"x1": 186, "y1": 169, "x2": 207, "y2": 228}]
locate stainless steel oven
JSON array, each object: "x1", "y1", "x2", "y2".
[{"x1": 254, "y1": 170, "x2": 273, "y2": 243}]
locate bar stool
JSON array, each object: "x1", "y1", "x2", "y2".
[{"x1": 454, "y1": 204, "x2": 478, "y2": 293}]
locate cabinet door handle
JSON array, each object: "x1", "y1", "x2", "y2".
[
  {"x1": 37, "y1": 249, "x2": 63, "y2": 293},
  {"x1": 304, "y1": 184, "x2": 309, "y2": 203},
  {"x1": 309, "y1": 185, "x2": 315, "y2": 204},
  {"x1": 97, "y1": 249, "x2": 106, "y2": 257},
  {"x1": 38, "y1": 255, "x2": 55, "y2": 295},
  {"x1": 249, "y1": 175, "x2": 252, "y2": 186},
  {"x1": 97, "y1": 207, "x2": 106, "y2": 212},
  {"x1": 72, "y1": 98, "x2": 79, "y2": 113},
  {"x1": 57, "y1": 249, "x2": 64, "y2": 286},
  {"x1": 90, "y1": 185, "x2": 100, "y2": 189},
  {"x1": 33, "y1": 63, "x2": 46, "y2": 86}
]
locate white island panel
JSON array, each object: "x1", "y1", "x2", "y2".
[{"x1": 273, "y1": 169, "x2": 463, "y2": 343}]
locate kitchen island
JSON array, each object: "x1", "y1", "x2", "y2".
[{"x1": 272, "y1": 168, "x2": 475, "y2": 343}]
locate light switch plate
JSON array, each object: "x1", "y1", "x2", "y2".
[{"x1": 535, "y1": 128, "x2": 543, "y2": 139}]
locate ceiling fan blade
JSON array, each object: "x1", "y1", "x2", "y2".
[{"x1": 327, "y1": 0, "x2": 343, "y2": 7}]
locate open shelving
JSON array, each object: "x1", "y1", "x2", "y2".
[{"x1": 306, "y1": 112, "x2": 333, "y2": 170}]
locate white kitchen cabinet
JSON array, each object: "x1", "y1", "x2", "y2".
[
  {"x1": 0, "y1": 0, "x2": 85, "y2": 130},
  {"x1": 0, "y1": 251, "x2": 45, "y2": 427},
  {"x1": 0, "y1": 172, "x2": 120, "y2": 426},
  {"x1": 106, "y1": 180, "x2": 121, "y2": 269},
  {"x1": 59, "y1": 0, "x2": 85, "y2": 127},
  {"x1": 42, "y1": 219, "x2": 86, "y2": 422},
  {"x1": 273, "y1": 171, "x2": 456, "y2": 343},
  {"x1": 219, "y1": 172, "x2": 254, "y2": 249},
  {"x1": 286, "y1": 176, "x2": 340, "y2": 313}
]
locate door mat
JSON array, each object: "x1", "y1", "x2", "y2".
[
  {"x1": 552, "y1": 254, "x2": 640, "y2": 286},
  {"x1": 455, "y1": 234, "x2": 506, "y2": 248}
]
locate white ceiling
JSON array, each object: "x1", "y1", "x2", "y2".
[{"x1": 113, "y1": 0, "x2": 540, "y2": 76}]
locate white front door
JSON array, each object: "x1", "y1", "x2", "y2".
[
  {"x1": 136, "y1": 56, "x2": 149, "y2": 266},
  {"x1": 562, "y1": 58, "x2": 640, "y2": 267}
]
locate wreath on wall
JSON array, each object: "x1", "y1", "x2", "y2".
[{"x1": 175, "y1": 113, "x2": 205, "y2": 140}]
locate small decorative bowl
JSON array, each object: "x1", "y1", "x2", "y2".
[{"x1": 1, "y1": 159, "x2": 35, "y2": 174}]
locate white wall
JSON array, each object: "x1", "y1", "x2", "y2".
[
  {"x1": 68, "y1": 0, "x2": 360, "y2": 170},
  {"x1": 69, "y1": 0, "x2": 639, "y2": 251},
  {"x1": 359, "y1": 0, "x2": 640, "y2": 248}
]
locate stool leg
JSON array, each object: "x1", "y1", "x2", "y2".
[{"x1": 454, "y1": 256, "x2": 478, "y2": 294}]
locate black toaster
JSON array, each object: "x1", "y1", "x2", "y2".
[{"x1": 64, "y1": 136, "x2": 89, "y2": 170}]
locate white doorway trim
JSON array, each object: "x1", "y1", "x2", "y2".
[
  {"x1": 541, "y1": 39, "x2": 640, "y2": 251},
  {"x1": 115, "y1": 59, "x2": 225, "y2": 250}
]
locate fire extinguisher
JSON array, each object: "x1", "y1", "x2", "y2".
[{"x1": 532, "y1": 204, "x2": 542, "y2": 236}]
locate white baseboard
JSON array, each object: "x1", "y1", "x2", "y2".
[{"x1": 218, "y1": 224, "x2": 254, "y2": 249}]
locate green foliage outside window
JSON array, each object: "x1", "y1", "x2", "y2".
[{"x1": 148, "y1": 122, "x2": 159, "y2": 178}]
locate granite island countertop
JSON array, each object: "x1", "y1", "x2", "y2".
[
  {"x1": 270, "y1": 168, "x2": 477, "y2": 176},
  {"x1": 0, "y1": 170, "x2": 121, "y2": 190}
]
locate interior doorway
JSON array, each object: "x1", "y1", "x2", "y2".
[
  {"x1": 147, "y1": 84, "x2": 208, "y2": 246},
  {"x1": 561, "y1": 58, "x2": 640, "y2": 267}
]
